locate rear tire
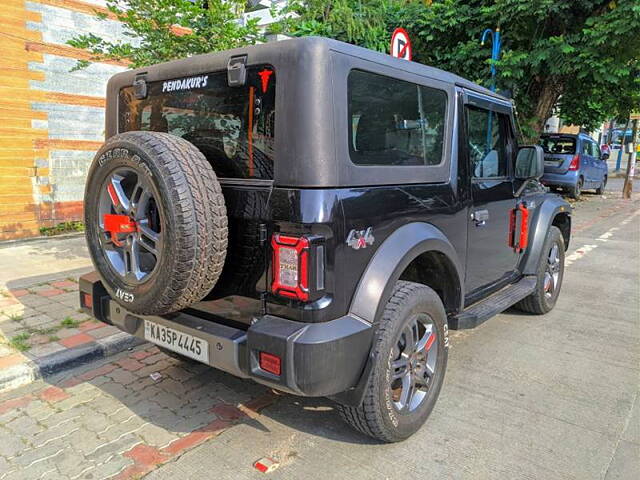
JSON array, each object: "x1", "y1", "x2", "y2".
[
  {"x1": 337, "y1": 281, "x2": 448, "y2": 442},
  {"x1": 569, "y1": 177, "x2": 583, "y2": 200},
  {"x1": 596, "y1": 175, "x2": 607, "y2": 195},
  {"x1": 515, "y1": 226, "x2": 565, "y2": 314}
]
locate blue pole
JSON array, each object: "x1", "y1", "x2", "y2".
[
  {"x1": 616, "y1": 144, "x2": 623, "y2": 171},
  {"x1": 481, "y1": 27, "x2": 501, "y2": 92},
  {"x1": 480, "y1": 28, "x2": 502, "y2": 157}
]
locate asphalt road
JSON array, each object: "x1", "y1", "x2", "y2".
[{"x1": 149, "y1": 179, "x2": 640, "y2": 480}]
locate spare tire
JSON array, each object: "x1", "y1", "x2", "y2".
[{"x1": 84, "y1": 131, "x2": 227, "y2": 315}]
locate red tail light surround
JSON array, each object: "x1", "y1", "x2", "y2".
[
  {"x1": 271, "y1": 234, "x2": 310, "y2": 301},
  {"x1": 569, "y1": 154, "x2": 580, "y2": 171}
]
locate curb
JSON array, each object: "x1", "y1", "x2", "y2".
[
  {"x1": 0, "y1": 332, "x2": 145, "y2": 392},
  {"x1": 0, "y1": 231, "x2": 84, "y2": 249}
]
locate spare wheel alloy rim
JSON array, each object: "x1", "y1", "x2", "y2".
[{"x1": 98, "y1": 167, "x2": 163, "y2": 285}]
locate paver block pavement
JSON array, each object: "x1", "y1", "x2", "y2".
[{"x1": 0, "y1": 344, "x2": 277, "y2": 479}]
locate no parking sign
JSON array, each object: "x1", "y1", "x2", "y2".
[{"x1": 390, "y1": 28, "x2": 412, "y2": 61}]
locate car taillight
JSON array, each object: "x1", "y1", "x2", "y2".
[
  {"x1": 569, "y1": 154, "x2": 580, "y2": 171},
  {"x1": 82, "y1": 293, "x2": 93, "y2": 309},
  {"x1": 259, "y1": 351, "x2": 281, "y2": 376},
  {"x1": 271, "y1": 234, "x2": 310, "y2": 301}
]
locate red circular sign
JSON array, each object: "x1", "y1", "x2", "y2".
[{"x1": 391, "y1": 28, "x2": 412, "y2": 61}]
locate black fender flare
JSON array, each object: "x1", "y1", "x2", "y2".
[
  {"x1": 349, "y1": 222, "x2": 464, "y2": 324},
  {"x1": 333, "y1": 222, "x2": 463, "y2": 407},
  {"x1": 520, "y1": 195, "x2": 571, "y2": 275}
]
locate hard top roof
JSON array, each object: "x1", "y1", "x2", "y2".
[{"x1": 117, "y1": 36, "x2": 508, "y2": 102}]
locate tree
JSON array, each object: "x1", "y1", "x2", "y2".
[
  {"x1": 270, "y1": 0, "x2": 393, "y2": 52},
  {"x1": 67, "y1": 0, "x2": 262, "y2": 70},
  {"x1": 278, "y1": 0, "x2": 640, "y2": 141}
]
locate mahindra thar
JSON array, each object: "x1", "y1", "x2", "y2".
[{"x1": 79, "y1": 37, "x2": 571, "y2": 442}]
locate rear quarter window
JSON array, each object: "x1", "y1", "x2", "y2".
[
  {"x1": 348, "y1": 70, "x2": 447, "y2": 167},
  {"x1": 118, "y1": 66, "x2": 276, "y2": 180}
]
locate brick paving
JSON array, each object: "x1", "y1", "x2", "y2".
[
  {"x1": 0, "y1": 277, "x2": 122, "y2": 366},
  {"x1": 0, "y1": 345, "x2": 279, "y2": 479}
]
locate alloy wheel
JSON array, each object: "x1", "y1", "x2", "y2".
[
  {"x1": 543, "y1": 243, "x2": 561, "y2": 299},
  {"x1": 390, "y1": 314, "x2": 438, "y2": 413},
  {"x1": 98, "y1": 168, "x2": 162, "y2": 284}
]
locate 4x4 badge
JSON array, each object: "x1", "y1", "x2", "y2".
[{"x1": 346, "y1": 227, "x2": 374, "y2": 250}]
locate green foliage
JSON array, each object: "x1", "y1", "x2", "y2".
[
  {"x1": 67, "y1": 0, "x2": 262, "y2": 69},
  {"x1": 39, "y1": 221, "x2": 84, "y2": 237},
  {"x1": 275, "y1": 0, "x2": 395, "y2": 52},
  {"x1": 9, "y1": 333, "x2": 31, "y2": 352},
  {"x1": 279, "y1": 0, "x2": 640, "y2": 141},
  {"x1": 61, "y1": 317, "x2": 81, "y2": 329}
]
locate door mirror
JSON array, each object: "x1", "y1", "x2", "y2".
[{"x1": 515, "y1": 145, "x2": 544, "y2": 180}]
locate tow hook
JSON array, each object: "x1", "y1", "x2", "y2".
[{"x1": 103, "y1": 214, "x2": 137, "y2": 247}]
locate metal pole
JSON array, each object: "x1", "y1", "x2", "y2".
[
  {"x1": 615, "y1": 119, "x2": 630, "y2": 171},
  {"x1": 622, "y1": 119, "x2": 637, "y2": 199},
  {"x1": 481, "y1": 28, "x2": 501, "y2": 92},
  {"x1": 493, "y1": 28, "x2": 501, "y2": 92}
]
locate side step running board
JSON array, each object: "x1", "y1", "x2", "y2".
[{"x1": 449, "y1": 276, "x2": 537, "y2": 330}]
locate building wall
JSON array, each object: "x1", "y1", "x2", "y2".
[
  {"x1": 0, "y1": 0, "x2": 127, "y2": 240},
  {"x1": 0, "y1": 0, "x2": 283, "y2": 240}
]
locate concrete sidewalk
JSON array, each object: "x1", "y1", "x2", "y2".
[{"x1": 0, "y1": 234, "x2": 91, "y2": 290}]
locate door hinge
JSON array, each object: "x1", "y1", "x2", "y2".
[
  {"x1": 227, "y1": 55, "x2": 247, "y2": 87},
  {"x1": 260, "y1": 291, "x2": 267, "y2": 316},
  {"x1": 133, "y1": 73, "x2": 148, "y2": 99}
]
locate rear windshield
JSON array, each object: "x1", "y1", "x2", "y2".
[
  {"x1": 540, "y1": 136, "x2": 576, "y2": 155},
  {"x1": 118, "y1": 65, "x2": 276, "y2": 180}
]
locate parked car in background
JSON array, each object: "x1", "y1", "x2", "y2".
[{"x1": 540, "y1": 133, "x2": 608, "y2": 199}]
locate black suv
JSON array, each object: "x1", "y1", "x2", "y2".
[{"x1": 79, "y1": 37, "x2": 571, "y2": 442}]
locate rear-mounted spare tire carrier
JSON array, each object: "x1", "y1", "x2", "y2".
[{"x1": 84, "y1": 131, "x2": 228, "y2": 315}]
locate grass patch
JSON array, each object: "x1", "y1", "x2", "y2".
[
  {"x1": 10, "y1": 333, "x2": 31, "y2": 351},
  {"x1": 39, "y1": 221, "x2": 84, "y2": 237},
  {"x1": 8, "y1": 313, "x2": 23, "y2": 322},
  {"x1": 33, "y1": 326, "x2": 59, "y2": 335},
  {"x1": 48, "y1": 335, "x2": 60, "y2": 342},
  {"x1": 61, "y1": 317, "x2": 80, "y2": 328}
]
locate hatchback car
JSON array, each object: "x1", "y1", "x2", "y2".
[{"x1": 540, "y1": 133, "x2": 608, "y2": 199}]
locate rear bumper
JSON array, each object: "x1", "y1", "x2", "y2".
[
  {"x1": 79, "y1": 272, "x2": 372, "y2": 397},
  {"x1": 541, "y1": 170, "x2": 578, "y2": 188}
]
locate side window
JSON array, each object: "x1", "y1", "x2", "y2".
[
  {"x1": 348, "y1": 70, "x2": 447, "y2": 166},
  {"x1": 590, "y1": 141, "x2": 600, "y2": 158},
  {"x1": 466, "y1": 106, "x2": 508, "y2": 178},
  {"x1": 581, "y1": 140, "x2": 590, "y2": 156}
]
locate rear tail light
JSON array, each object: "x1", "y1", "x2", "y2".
[
  {"x1": 271, "y1": 234, "x2": 310, "y2": 301},
  {"x1": 259, "y1": 351, "x2": 281, "y2": 376},
  {"x1": 569, "y1": 154, "x2": 580, "y2": 171}
]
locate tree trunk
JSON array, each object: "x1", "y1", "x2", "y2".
[{"x1": 525, "y1": 78, "x2": 563, "y2": 143}]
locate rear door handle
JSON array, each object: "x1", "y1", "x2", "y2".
[{"x1": 472, "y1": 209, "x2": 489, "y2": 226}]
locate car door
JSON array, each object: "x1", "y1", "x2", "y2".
[
  {"x1": 579, "y1": 137, "x2": 594, "y2": 185},
  {"x1": 590, "y1": 140, "x2": 606, "y2": 184},
  {"x1": 464, "y1": 94, "x2": 519, "y2": 295}
]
